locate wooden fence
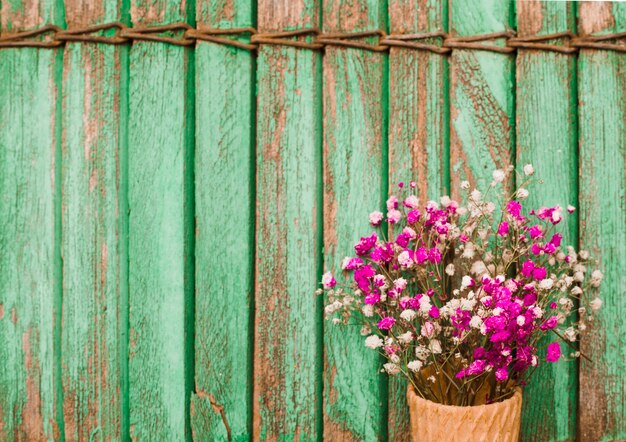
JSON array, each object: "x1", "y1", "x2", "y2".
[{"x1": 0, "y1": 0, "x2": 624, "y2": 440}]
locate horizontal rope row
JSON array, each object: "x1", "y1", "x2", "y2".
[{"x1": 0, "y1": 22, "x2": 624, "y2": 53}]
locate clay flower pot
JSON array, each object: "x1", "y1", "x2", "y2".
[{"x1": 407, "y1": 385, "x2": 522, "y2": 442}]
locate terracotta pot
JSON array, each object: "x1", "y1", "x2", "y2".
[{"x1": 407, "y1": 385, "x2": 522, "y2": 442}]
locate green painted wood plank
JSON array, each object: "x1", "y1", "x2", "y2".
[
  {"x1": 254, "y1": 2, "x2": 322, "y2": 439},
  {"x1": 322, "y1": 1, "x2": 386, "y2": 439},
  {"x1": 0, "y1": 1, "x2": 63, "y2": 439},
  {"x1": 387, "y1": 0, "x2": 448, "y2": 438},
  {"x1": 578, "y1": 3, "x2": 626, "y2": 441},
  {"x1": 515, "y1": 2, "x2": 578, "y2": 441},
  {"x1": 190, "y1": 0, "x2": 255, "y2": 441},
  {"x1": 127, "y1": 0, "x2": 193, "y2": 439},
  {"x1": 60, "y1": 1, "x2": 125, "y2": 440},
  {"x1": 449, "y1": 0, "x2": 515, "y2": 195}
]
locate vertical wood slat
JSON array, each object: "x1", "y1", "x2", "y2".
[
  {"x1": 254, "y1": 0, "x2": 322, "y2": 439},
  {"x1": 0, "y1": 0, "x2": 63, "y2": 439},
  {"x1": 579, "y1": 3, "x2": 626, "y2": 441},
  {"x1": 128, "y1": 0, "x2": 193, "y2": 439},
  {"x1": 191, "y1": 0, "x2": 255, "y2": 440},
  {"x1": 322, "y1": 0, "x2": 386, "y2": 439},
  {"x1": 387, "y1": 0, "x2": 448, "y2": 438},
  {"x1": 449, "y1": 0, "x2": 515, "y2": 195},
  {"x1": 60, "y1": 0, "x2": 126, "y2": 439},
  {"x1": 515, "y1": 2, "x2": 578, "y2": 441}
]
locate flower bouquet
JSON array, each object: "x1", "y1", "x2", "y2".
[{"x1": 319, "y1": 165, "x2": 603, "y2": 441}]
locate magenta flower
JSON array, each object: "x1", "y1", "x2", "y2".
[
  {"x1": 532, "y1": 267, "x2": 546, "y2": 280},
  {"x1": 495, "y1": 367, "x2": 509, "y2": 381},
  {"x1": 540, "y1": 316, "x2": 558, "y2": 330},
  {"x1": 407, "y1": 209, "x2": 420, "y2": 224},
  {"x1": 354, "y1": 233, "x2": 377, "y2": 256},
  {"x1": 342, "y1": 257, "x2": 363, "y2": 270},
  {"x1": 428, "y1": 247, "x2": 442, "y2": 264},
  {"x1": 506, "y1": 200, "x2": 522, "y2": 218},
  {"x1": 497, "y1": 221, "x2": 509, "y2": 236},
  {"x1": 429, "y1": 305, "x2": 440, "y2": 319},
  {"x1": 378, "y1": 316, "x2": 396, "y2": 331},
  {"x1": 415, "y1": 247, "x2": 428, "y2": 264},
  {"x1": 546, "y1": 342, "x2": 561, "y2": 362},
  {"x1": 528, "y1": 225, "x2": 543, "y2": 239},
  {"x1": 549, "y1": 233, "x2": 562, "y2": 247}
]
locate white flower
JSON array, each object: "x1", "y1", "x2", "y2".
[
  {"x1": 523, "y1": 164, "x2": 535, "y2": 176},
  {"x1": 591, "y1": 270, "x2": 603, "y2": 287},
  {"x1": 332, "y1": 318, "x2": 341, "y2": 324},
  {"x1": 469, "y1": 315, "x2": 483, "y2": 329},
  {"x1": 493, "y1": 307, "x2": 503, "y2": 316},
  {"x1": 391, "y1": 354, "x2": 400, "y2": 364},
  {"x1": 516, "y1": 316, "x2": 526, "y2": 326},
  {"x1": 470, "y1": 189, "x2": 482, "y2": 202},
  {"x1": 573, "y1": 271, "x2": 585, "y2": 282},
  {"x1": 460, "y1": 180, "x2": 470, "y2": 190},
  {"x1": 415, "y1": 345, "x2": 430, "y2": 360},
  {"x1": 400, "y1": 309, "x2": 416, "y2": 321},
  {"x1": 398, "y1": 331, "x2": 414, "y2": 344},
  {"x1": 365, "y1": 335, "x2": 384, "y2": 349},
  {"x1": 462, "y1": 243, "x2": 476, "y2": 259},
  {"x1": 471, "y1": 260, "x2": 487, "y2": 276},
  {"x1": 539, "y1": 278, "x2": 554, "y2": 290},
  {"x1": 321, "y1": 271, "x2": 335, "y2": 288},
  {"x1": 590, "y1": 297, "x2": 602, "y2": 311},
  {"x1": 516, "y1": 188, "x2": 529, "y2": 200},
  {"x1": 460, "y1": 298, "x2": 476, "y2": 311},
  {"x1": 429, "y1": 340, "x2": 442, "y2": 354},
  {"x1": 461, "y1": 275, "x2": 474, "y2": 289},
  {"x1": 445, "y1": 264, "x2": 455, "y2": 276},
  {"x1": 440, "y1": 195, "x2": 451, "y2": 207},
  {"x1": 531, "y1": 355, "x2": 538, "y2": 367},
  {"x1": 384, "y1": 363, "x2": 401, "y2": 375},
  {"x1": 419, "y1": 297, "x2": 432, "y2": 314},
  {"x1": 407, "y1": 360, "x2": 423, "y2": 373},
  {"x1": 362, "y1": 305, "x2": 374, "y2": 317},
  {"x1": 492, "y1": 169, "x2": 505, "y2": 183}
]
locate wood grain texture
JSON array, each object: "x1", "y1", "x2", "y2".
[
  {"x1": 515, "y1": 2, "x2": 578, "y2": 441},
  {"x1": 254, "y1": 0, "x2": 322, "y2": 439},
  {"x1": 449, "y1": 0, "x2": 514, "y2": 196},
  {"x1": 60, "y1": 0, "x2": 125, "y2": 440},
  {"x1": 387, "y1": 0, "x2": 447, "y2": 438},
  {"x1": 191, "y1": 0, "x2": 255, "y2": 440},
  {"x1": 127, "y1": 0, "x2": 192, "y2": 439},
  {"x1": 322, "y1": 0, "x2": 386, "y2": 439},
  {"x1": 0, "y1": 0, "x2": 61, "y2": 439},
  {"x1": 578, "y1": 3, "x2": 626, "y2": 441}
]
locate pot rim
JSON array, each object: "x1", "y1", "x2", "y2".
[{"x1": 407, "y1": 384, "x2": 522, "y2": 410}]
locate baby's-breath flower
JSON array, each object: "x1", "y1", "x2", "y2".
[
  {"x1": 460, "y1": 180, "x2": 470, "y2": 190},
  {"x1": 384, "y1": 363, "x2": 401, "y2": 375},
  {"x1": 398, "y1": 331, "x2": 413, "y2": 344},
  {"x1": 400, "y1": 309, "x2": 416, "y2": 321},
  {"x1": 360, "y1": 325, "x2": 371, "y2": 336},
  {"x1": 492, "y1": 169, "x2": 505, "y2": 183},
  {"x1": 516, "y1": 188, "x2": 529, "y2": 200},
  {"x1": 365, "y1": 335, "x2": 384, "y2": 349},
  {"x1": 523, "y1": 164, "x2": 535, "y2": 176},
  {"x1": 362, "y1": 305, "x2": 374, "y2": 317},
  {"x1": 590, "y1": 297, "x2": 602, "y2": 311},
  {"x1": 430, "y1": 340, "x2": 442, "y2": 354},
  {"x1": 470, "y1": 189, "x2": 482, "y2": 202},
  {"x1": 407, "y1": 360, "x2": 423, "y2": 373},
  {"x1": 445, "y1": 264, "x2": 455, "y2": 276},
  {"x1": 539, "y1": 278, "x2": 554, "y2": 290}
]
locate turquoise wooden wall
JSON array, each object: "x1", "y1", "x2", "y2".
[{"x1": 0, "y1": 0, "x2": 624, "y2": 440}]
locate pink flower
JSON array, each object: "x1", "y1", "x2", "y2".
[
  {"x1": 540, "y1": 316, "x2": 558, "y2": 330},
  {"x1": 378, "y1": 316, "x2": 396, "y2": 330},
  {"x1": 459, "y1": 234, "x2": 469, "y2": 242},
  {"x1": 497, "y1": 221, "x2": 509, "y2": 236},
  {"x1": 342, "y1": 257, "x2": 363, "y2": 270},
  {"x1": 369, "y1": 211, "x2": 383, "y2": 226},
  {"x1": 398, "y1": 251, "x2": 413, "y2": 267},
  {"x1": 403, "y1": 195, "x2": 419, "y2": 209},
  {"x1": 386, "y1": 195, "x2": 398, "y2": 210},
  {"x1": 421, "y1": 321, "x2": 435, "y2": 338},
  {"x1": 354, "y1": 233, "x2": 377, "y2": 256},
  {"x1": 387, "y1": 209, "x2": 401, "y2": 224},
  {"x1": 546, "y1": 342, "x2": 561, "y2": 362},
  {"x1": 321, "y1": 272, "x2": 336, "y2": 288},
  {"x1": 410, "y1": 181, "x2": 417, "y2": 189}
]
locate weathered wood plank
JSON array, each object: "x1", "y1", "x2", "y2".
[
  {"x1": 128, "y1": 0, "x2": 193, "y2": 439},
  {"x1": 322, "y1": 1, "x2": 386, "y2": 439},
  {"x1": 387, "y1": 0, "x2": 448, "y2": 438},
  {"x1": 60, "y1": 1, "x2": 125, "y2": 440},
  {"x1": 191, "y1": 0, "x2": 255, "y2": 440},
  {"x1": 515, "y1": 2, "x2": 578, "y2": 440},
  {"x1": 449, "y1": 0, "x2": 515, "y2": 195},
  {"x1": 579, "y1": 3, "x2": 626, "y2": 441},
  {"x1": 254, "y1": 1, "x2": 322, "y2": 439},
  {"x1": 0, "y1": 1, "x2": 62, "y2": 439}
]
